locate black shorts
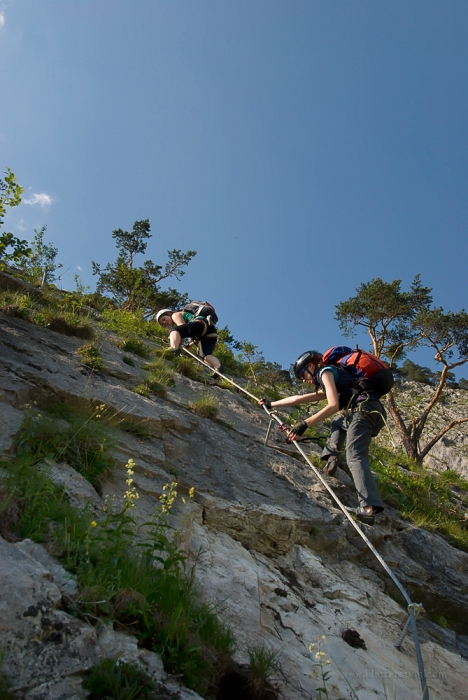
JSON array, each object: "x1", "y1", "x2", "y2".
[{"x1": 175, "y1": 321, "x2": 217, "y2": 356}]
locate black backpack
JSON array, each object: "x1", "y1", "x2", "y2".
[{"x1": 181, "y1": 301, "x2": 218, "y2": 326}]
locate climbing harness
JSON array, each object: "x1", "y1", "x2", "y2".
[
  {"x1": 179, "y1": 345, "x2": 429, "y2": 700},
  {"x1": 344, "y1": 392, "x2": 398, "y2": 450}
]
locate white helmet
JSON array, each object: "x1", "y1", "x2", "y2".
[{"x1": 155, "y1": 309, "x2": 173, "y2": 325}]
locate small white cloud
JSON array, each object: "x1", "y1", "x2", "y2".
[
  {"x1": 0, "y1": 12, "x2": 5, "y2": 29},
  {"x1": 16, "y1": 218, "x2": 26, "y2": 232},
  {"x1": 77, "y1": 266, "x2": 83, "y2": 271},
  {"x1": 23, "y1": 192, "x2": 53, "y2": 208}
]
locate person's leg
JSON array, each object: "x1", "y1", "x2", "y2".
[
  {"x1": 345, "y1": 403, "x2": 384, "y2": 513},
  {"x1": 169, "y1": 330, "x2": 182, "y2": 350},
  {"x1": 320, "y1": 414, "x2": 347, "y2": 474},
  {"x1": 321, "y1": 414, "x2": 347, "y2": 460},
  {"x1": 200, "y1": 333, "x2": 221, "y2": 370},
  {"x1": 171, "y1": 321, "x2": 205, "y2": 351}
]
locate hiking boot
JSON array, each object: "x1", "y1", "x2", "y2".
[
  {"x1": 209, "y1": 365, "x2": 224, "y2": 378},
  {"x1": 324, "y1": 456, "x2": 339, "y2": 476},
  {"x1": 355, "y1": 508, "x2": 375, "y2": 526}
]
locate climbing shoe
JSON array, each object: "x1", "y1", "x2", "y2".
[
  {"x1": 355, "y1": 509, "x2": 375, "y2": 526},
  {"x1": 171, "y1": 347, "x2": 181, "y2": 357},
  {"x1": 324, "y1": 456, "x2": 339, "y2": 476}
]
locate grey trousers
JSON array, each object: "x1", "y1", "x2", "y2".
[{"x1": 320, "y1": 399, "x2": 385, "y2": 512}]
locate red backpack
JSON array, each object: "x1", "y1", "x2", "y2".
[{"x1": 321, "y1": 346, "x2": 394, "y2": 397}]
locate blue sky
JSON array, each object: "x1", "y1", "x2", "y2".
[{"x1": 1, "y1": 1, "x2": 467, "y2": 374}]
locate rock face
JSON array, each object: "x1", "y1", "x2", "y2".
[
  {"x1": 395, "y1": 380, "x2": 468, "y2": 477},
  {"x1": 1, "y1": 311, "x2": 468, "y2": 699}
]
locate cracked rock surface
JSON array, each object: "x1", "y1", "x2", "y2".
[{"x1": 1, "y1": 312, "x2": 468, "y2": 699}]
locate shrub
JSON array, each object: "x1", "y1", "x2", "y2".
[
  {"x1": 78, "y1": 344, "x2": 103, "y2": 370},
  {"x1": 132, "y1": 383, "x2": 152, "y2": 398}
]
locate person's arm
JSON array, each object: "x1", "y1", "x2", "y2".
[
  {"x1": 288, "y1": 370, "x2": 339, "y2": 439},
  {"x1": 303, "y1": 371, "x2": 339, "y2": 425},
  {"x1": 259, "y1": 391, "x2": 325, "y2": 409},
  {"x1": 172, "y1": 311, "x2": 185, "y2": 326}
]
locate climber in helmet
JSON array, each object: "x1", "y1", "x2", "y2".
[
  {"x1": 155, "y1": 308, "x2": 222, "y2": 373},
  {"x1": 260, "y1": 349, "x2": 390, "y2": 525}
]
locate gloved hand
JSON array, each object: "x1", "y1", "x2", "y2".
[
  {"x1": 259, "y1": 398, "x2": 272, "y2": 409},
  {"x1": 289, "y1": 420, "x2": 308, "y2": 436}
]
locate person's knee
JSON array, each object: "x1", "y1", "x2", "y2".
[
  {"x1": 204, "y1": 355, "x2": 220, "y2": 369},
  {"x1": 169, "y1": 330, "x2": 181, "y2": 348}
]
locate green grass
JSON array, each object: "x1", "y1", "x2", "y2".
[
  {"x1": 132, "y1": 358, "x2": 175, "y2": 398},
  {"x1": 0, "y1": 289, "x2": 95, "y2": 338},
  {"x1": 370, "y1": 445, "x2": 468, "y2": 551},
  {"x1": 83, "y1": 659, "x2": 158, "y2": 700},
  {"x1": 187, "y1": 394, "x2": 219, "y2": 419},
  {"x1": 99, "y1": 308, "x2": 165, "y2": 341},
  {"x1": 246, "y1": 643, "x2": 280, "y2": 697},
  {"x1": 172, "y1": 355, "x2": 205, "y2": 381},
  {"x1": 121, "y1": 337, "x2": 151, "y2": 358},
  {"x1": 15, "y1": 403, "x2": 114, "y2": 488}
]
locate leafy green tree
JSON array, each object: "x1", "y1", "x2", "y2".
[
  {"x1": 0, "y1": 168, "x2": 31, "y2": 268},
  {"x1": 399, "y1": 359, "x2": 435, "y2": 384},
  {"x1": 336, "y1": 277, "x2": 468, "y2": 462},
  {"x1": 459, "y1": 378, "x2": 468, "y2": 390},
  {"x1": 92, "y1": 220, "x2": 196, "y2": 313},
  {"x1": 238, "y1": 341, "x2": 265, "y2": 385},
  {"x1": 19, "y1": 225, "x2": 62, "y2": 287},
  {"x1": 335, "y1": 274, "x2": 432, "y2": 364}
]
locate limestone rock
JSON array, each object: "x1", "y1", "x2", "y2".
[
  {"x1": 15, "y1": 539, "x2": 79, "y2": 596},
  {"x1": 0, "y1": 403, "x2": 24, "y2": 455},
  {"x1": 39, "y1": 458, "x2": 103, "y2": 511},
  {"x1": 1, "y1": 312, "x2": 468, "y2": 699},
  {"x1": 0, "y1": 536, "x2": 98, "y2": 693}
]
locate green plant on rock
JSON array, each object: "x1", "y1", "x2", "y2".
[
  {"x1": 246, "y1": 643, "x2": 281, "y2": 698},
  {"x1": 82, "y1": 659, "x2": 158, "y2": 700},
  {"x1": 172, "y1": 355, "x2": 204, "y2": 381},
  {"x1": 3, "y1": 419, "x2": 236, "y2": 696},
  {"x1": 78, "y1": 344, "x2": 103, "y2": 369},
  {"x1": 121, "y1": 337, "x2": 151, "y2": 358},
  {"x1": 15, "y1": 402, "x2": 114, "y2": 488},
  {"x1": 77, "y1": 480, "x2": 235, "y2": 695},
  {"x1": 131, "y1": 359, "x2": 174, "y2": 399},
  {"x1": 188, "y1": 394, "x2": 219, "y2": 419},
  {"x1": 370, "y1": 445, "x2": 468, "y2": 551},
  {"x1": 132, "y1": 383, "x2": 152, "y2": 398},
  {"x1": 100, "y1": 308, "x2": 166, "y2": 341}
]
